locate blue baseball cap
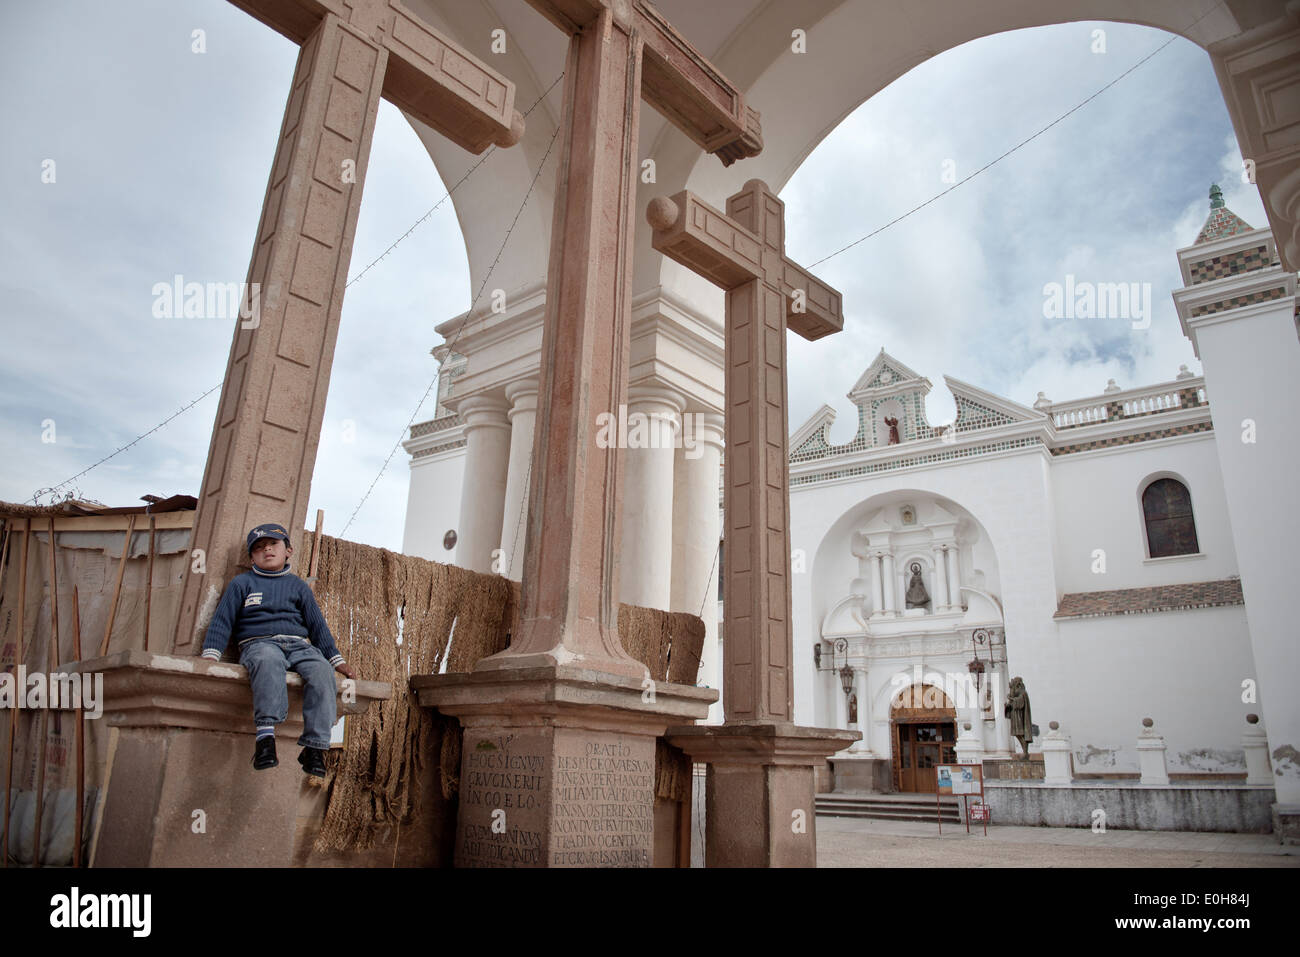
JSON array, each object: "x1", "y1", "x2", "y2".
[{"x1": 246, "y1": 523, "x2": 291, "y2": 553}]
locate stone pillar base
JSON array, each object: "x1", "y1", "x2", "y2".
[
  {"x1": 1272, "y1": 803, "x2": 1300, "y2": 845},
  {"x1": 75, "y1": 651, "x2": 389, "y2": 867},
  {"x1": 667, "y1": 722, "x2": 858, "y2": 867},
  {"x1": 414, "y1": 665, "x2": 715, "y2": 868}
]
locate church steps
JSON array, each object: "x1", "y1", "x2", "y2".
[{"x1": 816, "y1": 793, "x2": 962, "y2": 823}]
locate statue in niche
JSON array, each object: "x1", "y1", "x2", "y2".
[
  {"x1": 848, "y1": 693, "x2": 858, "y2": 725},
  {"x1": 883, "y1": 415, "x2": 901, "y2": 445},
  {"x1": 1005, "y1": 676, "x2": 1034, "y2": 759},
  {"x1": 905, "y1": 562, "x2": 930, "y2": 609}
]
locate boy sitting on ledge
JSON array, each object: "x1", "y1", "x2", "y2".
[{"x1": 199, "y1": 523, "x2": 355, "y2": 776}]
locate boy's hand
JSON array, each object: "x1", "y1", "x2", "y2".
[{"x1": 335, "y1": 662, "x2": 356, "y2": 680}]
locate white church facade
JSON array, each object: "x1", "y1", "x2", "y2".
[{"x1": 402, "y1": 188, "x2": 1298, "y2": 832}]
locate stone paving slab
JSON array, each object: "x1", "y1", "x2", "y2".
[{"x1": 815, "y1": 816, "x2": 1300, "y2": 868}]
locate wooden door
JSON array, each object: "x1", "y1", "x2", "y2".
[{"x1": 895, "y1": 722, "x2": 958, "y2": 792}]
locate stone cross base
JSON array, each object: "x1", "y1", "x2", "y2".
[
  {"x1": 666, "y1": 723, "x2": 858, "y2": 867},
  {"x1": 70, "y1": 651, "x2": 390, "y2": 866},
  {"x1": 413, "y1": 667, "x2": 714, "y2": 868}
]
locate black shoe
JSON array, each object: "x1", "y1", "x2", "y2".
[
  {"x1": 252, "y1": 736, "x2": 278, "y2": 770},
  {"x1": 298, "y1": 746, "x2": 327, "y2": 778}
]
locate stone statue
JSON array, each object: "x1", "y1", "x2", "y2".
[
  {"x1": 905, "y1": 562, "x2": 930, "y2": 609},
  {"x1": 1005, "y1": 676, "x2": 1033, "y2": 758},
  {"x1": 848, "y1": 692, "x2": 858, "y2": 725},
  {"x1": 884, "y1": 415, "x2": 901, "y2": 445}
]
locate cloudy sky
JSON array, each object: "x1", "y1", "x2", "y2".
[{"x1": 0, "y1": 2, "x2": 1267, "y2": 552}]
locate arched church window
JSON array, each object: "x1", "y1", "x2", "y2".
[{"x1": 1142, "y1": 478, "x2": 1199, "y2": 558}]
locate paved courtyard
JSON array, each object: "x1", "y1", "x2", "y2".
[{"x1": 813, "y1": 815, "x2": 1300, "y2": 867}]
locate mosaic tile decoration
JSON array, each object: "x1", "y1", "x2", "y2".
[
  {"x1": 1188, "y1": 285, "x2": 1288, "y2": 318},
  {"x1": 1193, "y1": 205, "x2": 1253, "y2": 245},
  {"x1": 412, "y1": 437, "x2": 468, "y2": 459},
  {"x1": 953, "y1": 393, "x2": 1016, "y2": 432},
  {"x1": 789, "y1": 436, "x2": 1044, "y2": 487},
  {"x1": 410, "y1": 412, "x2": 464, "y2": 438},
  {"x1": 1049, "y1": 421, "x2": 1213, "y2": 456},
  {"x1": 1054, "y1": 578, "x2": 1243, "y2": 619},
  {"x1": 1187, "y1": 244, "x2": 1271, "y2": 284}
]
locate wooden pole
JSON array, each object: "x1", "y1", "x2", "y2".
[
  {"x1": 1, "y1": 518, "x2": 28, "y2": 867},
  {"x1": 143, "y1": 515, "x2": 156, "y2": 652},
  {"x1": 71, "y1": 585, "x2": 84, "y2": 867},
  {"x1": 308, "y1": 508, "x2": 324, "y2": 581},
  {"x1": 98, "y1": 514, "x2": 136, "y2": 658},
  {"x1": 33, "y1": 518, "x2": 61, "y2": 867}
]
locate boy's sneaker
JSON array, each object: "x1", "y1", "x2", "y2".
[
  {"x1": 252, "y1": 737, "x2": 278, "y2": 770},
  {"x1": 298, "y1": 746, "x2": 327, "y2": 778}
]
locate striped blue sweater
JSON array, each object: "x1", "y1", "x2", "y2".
[{"x1": 199, "y1": 564, "x2": 345, "y2": 667}]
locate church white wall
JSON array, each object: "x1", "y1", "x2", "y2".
[
  {"x1": 401, "y1": 447, "x2": 466, "y2": 563},
  {"x1": 1053, "y1": 605, "x2": 1255, "y2": 775},
  {"x1": 1188, "y1": 296, "x2": 1300, "y2": 801},
  {"x1": 1049, "y1": 433, "x2": 1239, "y2": 594},
  {"x1": 791, "y1": 447, "x2": 1062, "y2": 729}
]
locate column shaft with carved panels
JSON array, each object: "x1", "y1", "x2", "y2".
[{"x1": 175, "y1": 15, "x2": 386, "y2": 650}]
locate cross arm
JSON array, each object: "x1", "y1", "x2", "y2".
[
  {"x1": 523, "y1": 0, "x2": 762, "y2": 166},
  {"x1": 647, "y1": 191, "x2": 843, "y2": 340},
  {"x1": 647, "y1": 190, "x2": 764, "y2": 288},
  {"x1": 228, "y1": 0, "x2": 524, "y2": 153},
  {"x1": 779, "y1": 260, "x2": 843, "y2": 341}
]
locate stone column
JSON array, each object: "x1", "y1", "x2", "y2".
[
  {"x1": 1041, "y1": 721, "x2": 1073, "y2": 785},
  {"x1": 869, "y1": 554, "x2": 884, "y2": 617},
  {"x1": 1243, "y1": 715, "x2": 1273, "y2": 786},
  {"x1": 945, "y1": 545, "x2": 960, "y2": 609},
  {"x1": 671, "y1": 413, "x2": 724, "y2": 714},
  {"x1": 622, "y1": 385, "x2": 684, "y2": 609},
  {"x1": 880, "y1": 552, "x2": 895, "y2": 614},
  {"x1": 1137, "y1": 718, "x2": 1170, "y2": 785},
  {"x1": 496, "y1": 379, "x2": 539, "y2": 579},
  {"x1": 931, "y1": 546, "x2": 949, "y2": 613},
  {"x1": 954, "y1": 721, "x2": 983, "y2": 766},
  {"x1": 454, "y1": 395, "x2": 510, "y2": 573}
]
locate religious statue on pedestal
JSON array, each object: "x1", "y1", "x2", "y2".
[
  {"x1": 905, "y1": 562, "x2": 930, "y2": 610},
  {"x1": 1005, "y1": 676, "x2": 1033, "y2": 758},
  {"x1": 884, "y1": 415, "x2": 901, "y2": 445}
]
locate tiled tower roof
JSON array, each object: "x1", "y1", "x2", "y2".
[{"x1": 1194, "y1": 183, "x2": 1253, "y2": 244}]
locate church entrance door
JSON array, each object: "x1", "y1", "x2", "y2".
[
  {"x1": 894, "y1": 721, "x2": 957, "y2": 792},
  {"x1": 889, "y1": 682, "x2": 958, "y2": 793}
]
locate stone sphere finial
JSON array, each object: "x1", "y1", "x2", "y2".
[
  {"x1": 1247, "y1": 713, "x2": 1259, "y2": 725},
  {"x1": 963, "y1": 722, "x2": 972, "y2": 731},
  {"x1": 646, "y1": 196, "x2": 680, "y2": 231},
  {"x1": 1142, "y1": 717, "x2": 1154, "y2": 728},
  {"x1": 1049, "y1": 720, "x2": 1059, "y2": 731}
]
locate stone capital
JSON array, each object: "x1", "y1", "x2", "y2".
[
  {"x1": 414, "y1": 665, "x2": 715, "y2": 732},
  {"x1": 627, "y1": 383, "x2": 687, "y2": 416},
  {"x1": 457, "y1": 394, "x2": 511, "y2": 432}
]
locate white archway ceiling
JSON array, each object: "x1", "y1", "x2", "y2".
[{"x1": 403, "y1": 0, "x2": 1285, "y2": 312}]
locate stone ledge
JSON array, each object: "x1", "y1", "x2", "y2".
[
  {"x1": 667, "y1": 722, "x2": 860, "y2": 766},
  {"x1": 413, "y1": 665, "x2": 716, "y2": 732},
  {"x1": 63, "y1": 650, "x2": 391, "y2": 736}
]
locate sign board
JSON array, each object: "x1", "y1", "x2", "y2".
[
  {"x1": 936, "y1": 763, "x2": 982, "y2": 795},
  {"x1": 969, "y1": 803, "x2": 991, "y2": 822}
]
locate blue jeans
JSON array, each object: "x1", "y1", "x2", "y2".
[{"x1": 238, "y1": 636, "x2": 337, "y2": 749}]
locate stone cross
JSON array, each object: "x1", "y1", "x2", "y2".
[
  {"x1": 647, "y1": 180, "x2": 842, "y2": 720},
  {"x1": 173, "y1": 0, "x2": 524, "y2": 651},
  {"x1": 479, "y1": 0, "x2": 762, "y2": 680}
]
